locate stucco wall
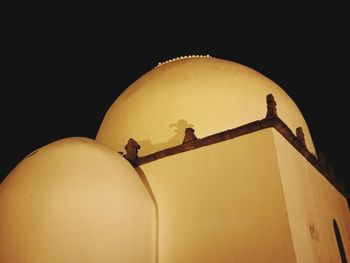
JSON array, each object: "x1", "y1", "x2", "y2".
[
  {"x1": 273, "y1": 130, "x2": 350, "y2": 262},
  {"x1": 139, "y1": 128, "x2": 296, "y2": 262}
]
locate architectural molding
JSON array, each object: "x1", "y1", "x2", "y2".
[{"x1": 122, "y1": 94, "x2": 346, "y2": 198}]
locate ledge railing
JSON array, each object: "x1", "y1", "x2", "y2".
[{"x1": 121, "y1": 94, "x2": 346, "y2": 198}]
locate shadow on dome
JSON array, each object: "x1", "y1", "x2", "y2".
[{"x1": 118, "y1": 119, "x2": 196, "y2": 156}]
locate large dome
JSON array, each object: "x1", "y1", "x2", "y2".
[
  {"x1": 0, "y1": 138, "x2": 155, "y2": 262},
  {"x1": 96, "y1": 57, "x2": 315, "y2": 156}
]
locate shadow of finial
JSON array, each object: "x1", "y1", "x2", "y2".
[
  {"x1": 124, "y1": 138, "x2": 140, "y2": 165},
  {"x1": 296, "y1": 127, "x2": 306, "y2": 148},
  {"x1": 266, "y1": 94, "x2": 277, "y2": 119},
  {"x1": 182, "y1": 127, "x2": 198, "y2": 144}
]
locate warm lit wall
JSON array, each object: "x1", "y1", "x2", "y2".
[
  {"x1": 96, "y1": 57, "x2": 315, "y2": 156},
  {"x1": 273, "y1": 130, "x2": 350, "y2": 262},
  {"x1": 0, "y1": 138, "x2": 156, "y2": 263},
  {"x1": 139, "y1": 128, "x2": 297, "y2": 262}
]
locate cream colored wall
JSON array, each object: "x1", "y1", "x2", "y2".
[
  {"x1": 273, "y1": 130, "x2": 350, "y2": 262},
  {"x1": 96, "y1": 57, "x2": 315, "y2": 156},
  {"x1": 139, "y1": 128, "x2": 297, "y2": 263},
  {"x1": 0, "y1": 138, "x2": 156, "y2": 263}
]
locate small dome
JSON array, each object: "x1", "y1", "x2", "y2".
[
  {"x1": 96, "y1": 57, "x2": 315, "y2": 155},
  {"x1": 0, "y1": 138, "x2": 155, "y2": 262}
]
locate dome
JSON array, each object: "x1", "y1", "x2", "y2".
[
  {"x1": 0, "y1": 138, "x2": 155, "y2": 262},
  {"x1": 96, "y1": 57, "x2": 315, "y2": 156}
]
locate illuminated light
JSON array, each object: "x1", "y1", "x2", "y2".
[
  {"x1": 155, "y1": 54, "x2": 213, "y2": 68},
  {"x1": 2, "y1": 56, "x2": 348, "y2": 262}
]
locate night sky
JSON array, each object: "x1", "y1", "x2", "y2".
[{"x1": 1, "y1": 10, "x2": 349, "y2": 194}]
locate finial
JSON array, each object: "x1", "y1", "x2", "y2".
[
  {"x1": 266, "y1": 94, "x2": 277, "y2": 119},
  {"x1": 182, "y1": 127, "x2": 198, "y2": 144},
  {"x1": 296, "y1": 127, "x2": 306, "y2": 148},
  {"x1": 124, "y1": 138, "x2": 140, "y2": 165}
]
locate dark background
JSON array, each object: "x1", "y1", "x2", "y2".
[{"x1": 1, "y1": 8, "x2": 349, "y2": 194}]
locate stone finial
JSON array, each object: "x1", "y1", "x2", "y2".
[
  {"x1": 266, "y1": 94, "x2": 277, "y2": 119},
  {"x1": 296, "y1": 127, "x2": 306, "y2": 148},
  {"x1": 182, "y1": 127, "x2": 198, "y2": 144},
  {"x1": 124, "y1": 138, "x2": 140, "y2": 164}
]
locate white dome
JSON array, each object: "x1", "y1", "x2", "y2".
[
  {"x1": 96, "y1": 57, "x2": 315, "y2": 155},
  {"x1": 0, "y1": 138, "x2": 155, "y2": 263}
]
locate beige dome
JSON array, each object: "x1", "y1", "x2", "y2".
[
  {"x1": 96, "y1": 57, "x2": 315, "y2": 156},
  {"x1": 0, "y1": 138, "x2": 155, "y2": 263}
]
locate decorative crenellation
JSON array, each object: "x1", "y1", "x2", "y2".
[
  {"x1": 124, "y1": 138, "x2": 140, "y2": 165},
  {"x1": 155, "y1": 55, "x2": 212, "y2": 68},
  {"x1": 296, "y1": 127, "x2": 306, "y2": 148},
  {"x1": 266, "y1": 94, "x2": 277, "y2": 119},
  {"x1": 182, "y1": 127, "x2": 198, "y2": 144}
]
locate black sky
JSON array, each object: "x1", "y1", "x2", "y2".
[{"x1": 1, "y1": 9, "x2": 349, "y2": 193}]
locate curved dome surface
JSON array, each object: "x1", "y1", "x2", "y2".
[
  {"x1": 0, "y1": 138, "x2": 155, "y2": 263},
  {"x1": 96, "y1": 57, "x2": 315, "y2": 155}
]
